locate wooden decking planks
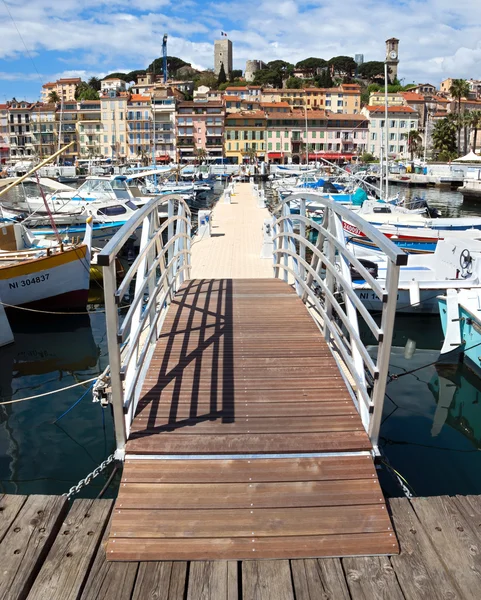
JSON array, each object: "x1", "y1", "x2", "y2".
[
  {"x1": 111, "y1": 277, "x2": 393, "y2": 560},
  {"x1": 4, "y1": 494, "x2": 481, "y2": 599},
  {"x1": 126, "y1": 278, "x2": 371, "y2": 456},
  {"x1": 108, "y1": 456, "x2": 396, "y2": 560}
]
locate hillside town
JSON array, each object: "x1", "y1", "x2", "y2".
[{"x1": 1, "y1": 36, "x2": 481, "y2": 169}]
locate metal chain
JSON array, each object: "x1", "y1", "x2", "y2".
[{"x1": 64, "y1": 453, "x2": 116, "y2": 499}]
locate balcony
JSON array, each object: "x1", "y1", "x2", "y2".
[
  {"x1": 206, "y1": 139, "x2": 223, "y2": 147},
  {"x1": 78, "y1": 114, "x2": 101, "y2": 121},
  {"x1": 177, "y1": 138, "x2": 194, "y2": 147}
]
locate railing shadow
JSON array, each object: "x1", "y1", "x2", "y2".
[{"x1": 132, "y1": 278, "x2": 235, "y2": 438}]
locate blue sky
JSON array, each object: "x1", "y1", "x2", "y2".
[{"x1": 1, "y1": 0, "x2": 481, "y2": 101}]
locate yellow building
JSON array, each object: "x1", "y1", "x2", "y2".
[
  {"x1": 305, "y1": 84, "x2": 361, "y2": 114},
  {"x1": 224, "y1": 111, "x2": 267, "y2": 164},
  {"x1": 41, "y1": 78, "x2": 81, "y2": 103},
  {"x1": 368, "y1": 92, "x2": 406, "y2": 107}
]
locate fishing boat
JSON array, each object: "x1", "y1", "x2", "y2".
[
  {"x1": 351, "y1": 237, "x2": 481, "y2": 314},
  {"x1": 0, "y1": 217, "x2": 93, "y2": 310},
  {"x1": 438, "y1": 288, "x2": 481, "y2": 374}
]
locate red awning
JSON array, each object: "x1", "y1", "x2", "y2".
[
  {"x1": 267, "y1": 152, "x2": 283, "y2": 158},
  {"x1": 156, "y1": 155, "x2": 170, "y2": 162},
  {"x1": 315, "y1": 153, "x2": 355, "y2": 160}
]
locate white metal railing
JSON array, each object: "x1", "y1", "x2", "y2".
[
  {"x1": 273, "y1": 191, "x2": 407, "y2": 452},
  {"x1": 98, "y1": 194, "x2": 191, "y2": 457}
]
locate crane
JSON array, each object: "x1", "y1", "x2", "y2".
[{"x1": 163, "y1": 34, "x2": 168, "y2": 84}]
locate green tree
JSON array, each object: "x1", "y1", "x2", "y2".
[
  {"x1": 88, "y1": 77, "x2": 101, "y2": 91},
  {"x1": 295, "y1": 57, "x2": 327, "y2": 70},
  {"x1": 126, "y1": 69, "x2": 146, "y2": 83},
  {"x1": 48, "y1": 90, "x2": 60, "y2": 104},
  {"x1": 314, "y1": 70, "x2": 334, "y2": 88},
  {"x1": 449, "y1": 78, "x2": 470, "y2": 154},
  {"x1": 217, "y1": 63, "x2": 227, "y2": 86},
  {"x1": 407, "y1": 129, "x2": 422, "y2": 160},
  {"x1": 75, "y1": 82, "x2": 99, "y2": 101},
  {"x1": 194, "y1": 146, "x2": 208, "y2": 164},
  {"x1": 147, "y1": 56, "x2": 189, "y2": 77},
  {"x1": 245, "y1": 147, "x2": 258, "y2": 164},
  {"x1": 361, "y1": 152, "x2": 375, "y2": 163},
  {"x1": 358, "y1": 61, "x2": 390, "y2": 83},
  {"x1": 432, "y1": 114, "x2": 458, "y2": 160},
  {"x1": 103, "y1": 72, "x2": 131, "y2": 82},
  {"x1": 469, "y1": 110, "x2": 481, "y2": 153},
  {"x1": 285, "y1": 76, "x2": 304, "y2": 89},
  {"x1": 195, "y1": 70, "x2": 218, "y2": 90},
  {"x1": 328, "y1": 56, "x2": 357, "y2": 77},
  {"x1": 230, "y1": 69, "x2": 243, "y2": 81}
]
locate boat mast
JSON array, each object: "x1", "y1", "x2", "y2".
[
  {"x1": 56, "y1": 95, "x2": 64, "y2": 166},
  {"x1": 384, "y1": 61, "x2": 389, "y2": 201}
]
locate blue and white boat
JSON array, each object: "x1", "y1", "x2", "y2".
[{"x1": 438, "y1": 288, "x2": 481, "y2": 375}]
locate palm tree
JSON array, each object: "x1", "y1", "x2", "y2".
[
  {"x1": 469, "y1": 110, "x2": 481, "y2": 153},
  {"x1": 407, "y1": 130, "x2": 422, "y2": 161},
  {"x1": 245, "y1": 147, "x2": 257, "y2": 164},
  {"x1": 449, "y1": 79, "x2": 470, "y2": 154},
  {"x1": 48, "y1": 90, "x2": 60, "y2": 104},
  {"x1": 88, "y1": 76, "x2": 101, "y2": 92},
  {"x1": 194, "y1": 146, "x2": 207, "y2": 165},
  {"x1": 432, "y1": 114, "x2": 457, "y2": 161}
]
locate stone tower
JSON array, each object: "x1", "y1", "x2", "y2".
[
  {"x1": 385, "y1": 38, "x2": 400, "y2": 83},
  {"x1": 214, "y1": 38, "x2": 233, "y2": 77}
]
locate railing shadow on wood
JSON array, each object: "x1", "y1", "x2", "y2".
[
  {"x1": 97, "y1": 194, "x2": 192, "y2": 457},
  {"x1": 273, "y1": 191, "x2": 408, "y2": 453}
]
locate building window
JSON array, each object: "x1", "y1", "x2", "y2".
[
  {"x1": 276, "y1": 142, "x2": 281, "y2": 150},
  {"x1": 389, "y1": 145, "x2": 396, "y2": 153},
  {"x1": 284, "y1": 143, "x2": 289, "y2": 151},
  {"x1": 410, "y1": 121, "x2": 416, "y2": 129},
  {"x1": 390, "y1": 120, "x2": 396, "y2": 128},
  {"x1": 400, "y1": 120, "x2": 406, "y2": 128},
  {"x1": 268, "y1": 131, "x2": 272, "y2": 138}
]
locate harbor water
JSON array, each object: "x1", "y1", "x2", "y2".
[{"x1": 1, "y1": 184, "x2": 481, "y2": 499}]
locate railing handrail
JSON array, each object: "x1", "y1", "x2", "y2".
[
  {"x1": 282, "y1": 191, "x2": 408, "y2": 266},
  {"x1": 97, "y1": 193, "x2": 191, "y2": 267}
]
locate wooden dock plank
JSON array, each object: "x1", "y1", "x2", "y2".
[
  {"x1": 389, "y1": 497, "x2": 462, "y2": 600},
  {"x1": 131, "y1": 562, "x2": 188, "y2": 600},
  {"x1": 0, "y1": 495, "x2": 68, "y2": 600},
  {"x1": 242, "y1": 560, "x2": 294, "y2": 600},
  {"x1": 0, "y1": 494, "x2": 27, "y2": 542},
  {"x1": 114, "y1": 480, "x2": 386, "y2": 510},
  {"x1": 121, "y1": 456, "x2": 376, "y2": 484},
  {"x1": 107, "y1": 533, "x2": 397, "y2": 561},
  {"x1": 110, "y1": 505, "x2": 391, "y2": 538},
  {"x1": 186, "y1": 562, "x2": 234, "y2": 600},
  {"x1": 291, "y1": 558, "x2": 351, "y2": 600},
  {"x1": 26, "y1": 499, "x2": 112, "y2": 600},
  {"x1": 410, "y1": 496, "x2": 481, "y2": 600},
  {"x1": 343, "y1": 556, "x2": 405, "y2": 600}
]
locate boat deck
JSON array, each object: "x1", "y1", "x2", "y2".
[{"x1": 2, "y1": 493, "x2": 481, "y2": 599}]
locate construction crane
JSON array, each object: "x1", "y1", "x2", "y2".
[{"x1": 163, "y1": 34, "x2": 168, "y2": 84}]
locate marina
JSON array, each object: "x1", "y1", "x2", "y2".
[{"x1": 3, "y1": 11, "x2": 481, "y2": 595}]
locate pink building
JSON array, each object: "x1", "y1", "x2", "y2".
[{"x1": 176, "y1": 101, "x2": 225, "y2": 162}]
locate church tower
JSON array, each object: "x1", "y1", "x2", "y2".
[{"x1": 385, "y1": 38, "x2": 399, "y2": 83}]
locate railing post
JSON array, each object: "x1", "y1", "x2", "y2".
[
  {"x1": 103, "y1": 261, "x2": 127, "y2": 455},
  {"x1": 167, "y1": 198, "x2": 175, "y2": 304},
  {"x1": 299, "y1": 198, "x2": 306, "y2": 284},
  {"x1": 323, "y1": 210, "x2": 335, "y2": 343},
  {"x1": 369, "y1": 261, "x2": 401, "y2": 451},
  {"x1": 281, "y1": 206, "x2": 289, "y2": 283}
]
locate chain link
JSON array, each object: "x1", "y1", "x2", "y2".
[{"x1": 64, "y1": 453, "x2": 116, "y2": 499}]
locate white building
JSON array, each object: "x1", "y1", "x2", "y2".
[
  {"x1": 362, "y1": 105, "x2": 420, "y2": 160},
  {"x1": 151, "y1": 89, "x2": 177, "y2": 162},
  {"x1": 100, "y1": 92, "x2": 128, "y2": 159},
  {"x1": 101, "y1": 78, "x2": 127, "y2": 94}
]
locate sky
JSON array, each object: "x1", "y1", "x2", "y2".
[{"x1": 1, "y1": 0, "x2": 481, "y2": 101}]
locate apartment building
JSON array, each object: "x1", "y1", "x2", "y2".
[
  {"x1": 41, "y1": 78, "x2": 81, "y2": 102},
  {"x1": 57, "y1": 100, "x2": 79, "y2": 162},
  {"x1": 77, "y1": 100, "x2": 103, "y2": 158},
  {"x1": 0, "y1": 104, "x2": 9, "y2": 163},
  {"x1": 176, "y1": 101, "x2": 224, "y2": 162},
  {"x1": 8, "y1": 99, "x2": 33, "y2": 161},
  {"x1": 362, "y1": 105, "x2": 420, "y2": 159},
  {"x1": 30, "y1": 102, "x2": 57, "y2": 158},
  {"x1": 127, "y1": 94, "x2": 152, "y2": 161},
  {"x1": 266, "y1": 110, "x2": 368, "y2": 164},
  {"x1": 100, "y1": 92, "x2": 128, "y2": 160},
  {"x1": 305, "y1": 84, "x2": 361, "y2": 114},
  {"x1": 101, "y1": 78, "x2": 127, "y2": 94},
  {"x1": 151, "y1": 88, "x2": 178, "y2": 163},
  {"x1": 224, "y1": 110, "x2": 267, "y2": 164}
]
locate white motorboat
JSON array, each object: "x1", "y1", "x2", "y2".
[{"x1": 351, "y1": 237, "x2": 481, "y2": 314}]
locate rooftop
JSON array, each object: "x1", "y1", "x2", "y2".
[{"x1": 364, "y1": 105, "x2": 418, "y2": 114}]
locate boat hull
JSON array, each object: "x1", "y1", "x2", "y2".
[
  {"x1": 0, "y1": 245, "x2": 90, "y2": 310},
  {"x1": 355, "y1": 287, "x2": 442, "y2": 314}
]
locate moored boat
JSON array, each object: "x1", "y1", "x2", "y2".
[{"x1": 0, "y1": 217, "x2": 93, "y2": 310}]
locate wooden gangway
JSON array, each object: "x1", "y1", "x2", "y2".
[{"x1": 99, "y1": 182, "x2": 407, "y2": 561}]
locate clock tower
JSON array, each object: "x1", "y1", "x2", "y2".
[{"x1": 385, "y1": 38, "x2": 399, "y2": 83}]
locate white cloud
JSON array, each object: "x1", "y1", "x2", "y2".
[{"x1": 1, "y1": 0, "x2": 481, "y2": 92}]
